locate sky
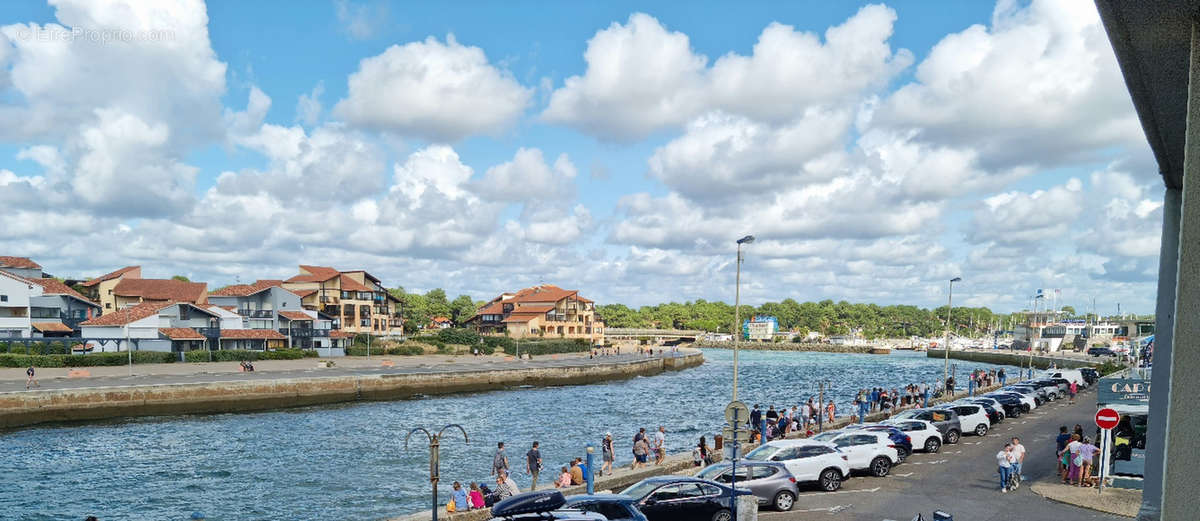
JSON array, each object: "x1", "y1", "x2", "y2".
[{"x1": 0, "y1": 0, "x2": 1162, "y2": 313}]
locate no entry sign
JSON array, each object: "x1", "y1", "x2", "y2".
[{"x1": 1095, "y1": 407, "x2": 1120, "y2": 430}]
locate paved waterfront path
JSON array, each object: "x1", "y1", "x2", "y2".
[
  {"x1": 0, "y1": 351, "x2": 674, "y2": 394},
  {"x1": 764, "y1": 385, "x2": 1126, "y2": 521}
]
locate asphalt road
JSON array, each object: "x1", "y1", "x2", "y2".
[
  {"x1": 761, "y1": 386, "x2": 1125, "y2": 521},
  {"x1": 0, "y1": 352, "x2": 674, "y2": 393}
]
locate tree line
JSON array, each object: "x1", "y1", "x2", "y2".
[{"x1": 596, "y1": 299, "x2": 1009, "y2": 340}]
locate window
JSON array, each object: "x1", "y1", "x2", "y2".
[
  {"x1": 797, "y1": 445, "x2": 832, "y2": 458},
  {"x1": 931, "y1": 411, "x2": 949, "y2": 422},
  {"x1": 0, "y1": 295, "x2": 6, "y2": 302},
  {"x1": 696, "y1": 484, "x2": 722, "y2": 497},
  {"x1": 648, "y1": 485, "x2": 682, "y2": 502},
  {"x1": 750, "y1": 466, "x2": 777, "y2": 480},
  {"x1": 578, "y1": 503, "x2": 629, "y2": 520},
  {"x1": 106, "y1": 303, "x2": 112, "y2": 309}
]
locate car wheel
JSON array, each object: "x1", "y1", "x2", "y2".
[
  {"x1": 975, "y1": 423, "x2": 989, "y2": 436},
  {"x1": 1021, "y1": 404, "x2": 1031, "y2": 413},
  {"x1": 819, "y1": 468, "x2": 842, "y2": 491},
  {"x1": 924, "y1": 437, "x2": 941, "y2": 453},
  {"x1": 773, "y1": 490, "x2": 796, "y2": 511},
  {"x1": 711, "y1": 508, "x2": 733, "y2": 521},
  {"x1": 871, "y1": 456, "x2": 892, "y2": 477},
  {"x1": 897, "y1": 446, "x2": 910, "y2": 461},
  {"x1": 945, "y1": 429, "x2": 961, "y2": 444}
]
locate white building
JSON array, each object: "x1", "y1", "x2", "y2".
[{"x1": 0, "y1": 270, "x2": 36, "y2": 338}]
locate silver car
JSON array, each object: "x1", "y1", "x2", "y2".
[{"x1": 696, "y1": 461, "x2": 802, "y2": 512}]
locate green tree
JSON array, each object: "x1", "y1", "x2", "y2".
[
  {"x1": 450, "y1": 294, "x2": 477, "y2": 324},
  {"x1": 171, "y1": 275, "x2": 190, "y2": 282}
]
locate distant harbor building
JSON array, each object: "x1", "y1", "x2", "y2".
[{"x1": 465, "y1": 284, "x2": 604, "y2": 343}]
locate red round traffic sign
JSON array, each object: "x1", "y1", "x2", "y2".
[{"x1": 1095, "y1": 407, "x2": 1120, "y2": 430}]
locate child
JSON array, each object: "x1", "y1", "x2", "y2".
[
  {"x1": 555, "y1": 466, "x2": 572, "y2": 488},
  {"x1": 468, "y1": 482, "x2": 485, "y2": 509},
  {"x1": 451, "y1": 481, "x2": 469, "y2": 512}
]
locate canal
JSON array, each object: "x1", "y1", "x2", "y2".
[{"x1": 4, "y1": 349, "x2": 1020, "y2": 520}]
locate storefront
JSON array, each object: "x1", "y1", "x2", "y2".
[{"x1": 1097, "y1": 368, "x2": 1150, "y2": 489}]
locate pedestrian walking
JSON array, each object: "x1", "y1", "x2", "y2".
[
  {"x1": 601, "y1": 432, "x2": 615, "y2": 476},
  {"x1": 492, "y1": 442, "x2": 509, "y2": 476},
  {"x1": 632, "y1": 433, "x2": 649, "y2": 469},
  {"x1": 1078, "y1": 437, "x2": 1098, "y2": 487},
  {"x1": 653, "y1": 426, "x2": 666, "y2": 465},
  {"x1": 999, "y1": 368, "x2": 1007, "y2": 386},
  {"x1": 1068, "y1": 381, "x2": 1078, "y2": 404},
  {"x1": 26, "y1": 366, "x2": 39, "y2": 390},
  {"x1": 1055, "y1": 426, "x2": 1071, "y2": 479},
  {"x1": 997, "y1": 443, "x2": 1015, "y2": 493},
  {"x1": 750, "y1": 404, "x2": 762, "y2": 431},
  {"x1": 525, "y1": 441, "x2": 543, "y2": 490},
  {"x1": 946, "y1": 376, "x2": 956, "y2": 395},
  {"x1": 826, "y1": 400, "x2": 836, "y2": 423}
]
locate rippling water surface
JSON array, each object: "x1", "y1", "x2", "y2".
[{"x1": 4, "y1": 349, "x2": 1020, "y2": 520}]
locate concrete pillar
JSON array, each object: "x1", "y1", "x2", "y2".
[
  {"x1": 1139, "y1": 187, "x2": 1180, "y2": 521},
  {"x1": 1158, "y1": 21, "x2": 1200, "y2": 521}
]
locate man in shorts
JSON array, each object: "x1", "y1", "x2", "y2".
[{"x1": 26, "y1": 366, "x2": 38, "y2": 390}]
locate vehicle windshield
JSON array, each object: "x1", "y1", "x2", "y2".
[
  {"x1": 620, "y1": 481, "x2": 662, "y2": 500},
  {"x1": 696, "y1": 465, "x2": 728, "y2": 480},
  {"x1": 891, "y1": 410, "x2": 919, "y2": 420},
  {"x1": 743, "y1": 445, "x2": 778, "y2": 461},
  {"x1": 811, "y1": 432, "x2": 839, "y2": 442}
]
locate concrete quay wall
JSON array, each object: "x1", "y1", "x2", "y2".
[
  {"x1": 926, "y1": 349, "x2": 1097, "y2": 370},
  {"x1": 0, "y1": 352, "x2": 703, "y2": 430}
]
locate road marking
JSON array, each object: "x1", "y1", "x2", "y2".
[
  {"x1": 949, "y1": 450, "x2": 962, "y2": 454},
  {"x1": 894, "y1": 472, "x2": 914, "y2": 477},
  {"x1": 799, "y1": 486, "x2": 879, "y2": 497}
]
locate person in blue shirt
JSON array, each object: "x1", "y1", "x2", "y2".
[
  {"x1": 452, "y1": 481, "x2": 470, "y2": 511},
  {"x1": 1055, "y1": 426, "x2": 1072, "y2": 480},
  {"x1": 576, "y1": 457, "x2": 589, "y2": 484}
]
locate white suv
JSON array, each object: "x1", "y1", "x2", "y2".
[
  {"x1": 809, "y1": 430, "x2": 900, "y2": 477},
  {"x1": 881, "y1": 419, "x2": 944, "y2": 453},
  {"x1": 942, "y1": 404, "x2": 991, "y2": 436},
  {"x1": 743, "y1": 439, "x2": 851, "y2": 492}
]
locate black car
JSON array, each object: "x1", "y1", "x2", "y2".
[
  {"x1": 965, "y1": 400, "x2": 1004, "y2": 424},
  {"x1": 488, "y1": 491, "x2": 607, "y2": 521},
  {"x1": 982, "y1": 393, "x2": 1025, "y2": 417},
  {"x1": 1088, "y1": 347, "x2": 1116, "y2": 357},
  {"x1": 620, "y1": 476, "x2": 750, "y2": 521},
  {"x1": 1080, "y1": 368, "x2": 1100, "y2": 384}
]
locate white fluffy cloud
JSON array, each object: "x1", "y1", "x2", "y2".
[
  {"x1": 968, "y1": 178, "x2": 1084, "y2": 244},
  {"x1": 542, "y1": 6, "x2": 912, "y2": 140},
  {"x1": 333, "y1": 35, "x2": 532, "y2": 141},
  {"x1": 474, "y1": 147, "x2": 578, "y2": 202}
]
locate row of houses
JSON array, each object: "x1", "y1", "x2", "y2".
[{"x1": 0, "y1": 256, "x2": 607, "y2": 354}]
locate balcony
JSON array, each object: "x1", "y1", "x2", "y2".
[
  {"x1": 280, "y1": 328, "x2": 331, "y2": 338},
  {"x1": 237, "y1": 309, "x2": 274, "y2": 319}
]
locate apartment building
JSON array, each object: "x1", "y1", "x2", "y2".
[
  {"x1": 0, "y1": 258, "x2": 101, "y2": 338},
  {"x1": 79, "y1": 266, "x2": 141, "y2": 311},
  {"x1": 208, "y1": 280, "x2": 336, "y2": 350},
  {"x1": 282, "y1": 265, "x2": 403, "y2": 336},
  {"x1": 465, "y1": 284, "x2": 605, "y2": 344}
]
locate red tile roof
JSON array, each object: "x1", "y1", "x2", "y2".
[
  {"x1": 79, "y1": 302, "x2": 166, "y2": 326},
  {"x1": 159, "y1": 327, "x2": 205, "y2": 340},
  {"x1": 432, "y1": 316, "x2": 452, "y2": 323},
  {"x1": 330, "y1": 330, "x2": 355, "y2": 338},
  {"x1": 209, "y1": 279, "x2": 284, "y2": 297},
  {"x1": 114, "y1": 278, "x2": 207, "y2": 303},
  {"x1": 80, "y1": 266, "x2": 140, "y2": 287},
  {"x1": 285, "y1": 265, "x2": 341, "y2": 283},
  {"x1": 279, "y1": 311, "x2": 313, "y2": 321},
  {"x1": 476, "y1": 301, "x2": 506, "y2": 315},
  {"x1": 512, "y1": 285, "x2": 578, "y2": 303},
  {"x1": 0, "y1": 256, "x2": 41, "y2": 269},
  {"x1": 32, "y1": 322, "x2": 73, "y2": 333},
  {"x1": 219, "y1": 329, "x2": 286, "y2": 340},
  {"x1": 27, "y1": 277, "x2": 92, "y2": 302},
  {"x1": 338, "y1": 274, "x2": 372, "y2": 292},
  {"x1": 292, "y1": 288, "x2": 318, "y2": 298}
]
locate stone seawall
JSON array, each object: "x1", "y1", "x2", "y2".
[
  {"x1": 0, "y1": 352, "x2": 704, "y2": 429},
  {"x1": 926, "y1": 349, "x2": 1096, "y2": 369},
  {"x1": 695, "y1": 342, "x2": 874, "y2": 354}
]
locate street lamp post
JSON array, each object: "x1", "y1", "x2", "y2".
[
  {"x1": 943, "y1": 277, "x2": 961, "y2": 388},
  {"x1": 404, "y1": 424, "x2": 468, "y2": 521},
  {"x1": 732, "y1": 235, "x2": 755, "y2": 401}
]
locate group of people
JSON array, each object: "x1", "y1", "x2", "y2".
[
  {"x1": 967, "y1": 368, "x2": 1007, "y2": 393},
  {"x1": 1056, "y1": 424, "x2": 1100, "y2": 487},
  {"x1": 631, "y1": 426, "x2": 667, "y2": 468},
  {"x1": 852, "y1": 383, "x2": 934, "y2": 423},
  {"x1": 995, "y1": 436, "x2": 1027, "y2": 493},
  {"x1": 748, "y1": 400, "x2": 836, "y2": 441}
]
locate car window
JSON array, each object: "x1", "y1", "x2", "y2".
[
  {"x1": 849, "y1": 434, "x2": 877, "y2": 446},
  {"x1": 578, "y1": 503, "x2": 629, "y2": 520},
  {"x1": 649, "y1": 484, "x2": 682, "y2": 501},
  {"x1": 751, "y1": 466, "x2": 778, "y2": 479},
  {"x1": 833, "y1": 437, "x2": 854, "y2": 448},
  {"x1": 916, "y1": 412, "x2": 932, "y2": 421},
  {"x1": 770, "y1": 447, "x2": 800, "y2": 461},
  {"x1": 696, "y1": 466, "x2": 729, "y2": 481},
  {"x1": 744, "y1": 445, "x2": 778, "y2": 461},
  {"x1": 698, "y1": 484, "x2": 723, "y2": 497},
  {"x1": 795, "y1": 446, "x2": 823, "y2": 458},
  {"x1": 678, "y1": 483, "x2": 706, "y2": 498}
]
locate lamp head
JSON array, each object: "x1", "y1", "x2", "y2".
[
  {"x1": 950, "y1": 277, "x2": 962, "y2": 283},
  {"x1": 737, "y1": 235, "x2": 756, "y2": 244}
]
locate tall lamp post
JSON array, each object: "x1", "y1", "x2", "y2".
[
  {"x1": 405, "y1": 424, "x2": 468, "y2": 521},
  {"x1": 942, "y1": 277, "x2": 962, "y2": 387},
  {"x1": 732, "y1": 234, "x2": 755, "y2": 401}
]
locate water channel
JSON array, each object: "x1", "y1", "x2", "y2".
[{"x1": 4, "y1": 349, "x2": 1022, "y2": 520}]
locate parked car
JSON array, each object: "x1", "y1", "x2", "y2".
[
  {"x1": 620, "y1": 477, "x2": 750, "y2": 521},
  {"x1": 697, "y1": 461, "x2": 800, "y2": 511},
  {"x1": 880, "y1": 419, "x2": 943, "y2": 453},
  {"x1": 1089, "y1": 347, "x2": 1116, "y2": 357},
  {"x1": 1044, "y1": 369, "x2": 1088, "y2": 388},
  {"x1": 489, "y1": 491, "x2": 607, "y2": 521},
  {"x1": 807, "y1": 430, "x2": 901, "y2": 477},
  {"x1": 982, "y1": 393, "x2": 1025, "y2": 417},
  {"x1": 742, "y1": 439, "x2": 849, "y2": 492},
  {"x1": 1080, "y1": 367, "x2": 1100, "y2": 384},
  {"x1": 843, "y1": 423, "x2": 915, "y2": 461},
  {"x1": 890, "y1": 408, "x2": 963, "y2": 444},
  {"x1": 959, "y1": 400, "x2": 1004, "y2": 425},
  {"x1": 939, "y1": 404, "x2": 990, "y2": 436},
  {"x1": 1025, "y1": 380, "x2": 1063, "y2": 400},
  {"x1": 966, "y1": 396, "x2": 1008, "y2": 419},
  {"x1": 986, "y1": 391, "x2": 1034, "y2": 413},
  {"x1": 563, "y1": 494, "x2": 648, "y2": 521},
  {"x1": 1002, "y1": 384, "x2": 1046, "y2": 404}
]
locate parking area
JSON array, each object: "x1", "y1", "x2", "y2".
[{"x1": 758, "y1": 386, "x2": 1128, "y2": 521}]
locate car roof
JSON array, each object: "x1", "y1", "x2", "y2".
[
  {"x1": 762, "y1": 438, "x2": 837, "y2": 448},
  {"x1": 564, "y1": 494, "x2": 635, "y2": 503}
]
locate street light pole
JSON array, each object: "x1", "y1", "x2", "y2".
[
  {"x1": 942, "y1": 277, "x2": 961, "y2": 387},
  {"x1": 405, "y1": 424, "x2": 468, "y2": 521},
  {"x1": 732, "y1": 235, "x2": 755, "y2": 401}
]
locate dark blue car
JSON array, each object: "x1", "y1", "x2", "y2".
[
  {"x1": 564, "y1": 494, "x2": 648, "y2": 521},
  {"x1": 848, "y1": 424, "x2": 914, "y2": 461},
  {"x1": 620, "y1": 476, "x2": 751, "y2": 521}
]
